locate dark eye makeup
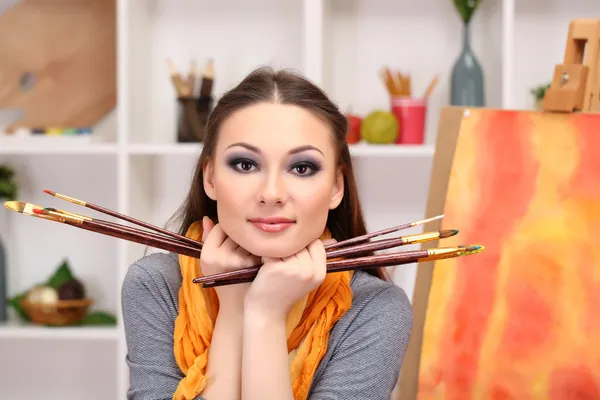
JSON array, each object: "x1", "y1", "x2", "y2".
[
  {"x1": 224, "y1": 152, "x2": 323, "y2": 177},
  {"x1": 225, "y1": 154, "x2": 258, "y2": 173}
]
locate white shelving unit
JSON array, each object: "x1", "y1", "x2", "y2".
[{"x1": 0, "y1": 0, "x2": 594, "y2": 398}]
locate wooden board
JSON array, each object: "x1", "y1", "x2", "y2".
[
  {"x1": 0, "y1": 0, "x2": 116, "y2": 128},
  {"x1": 398, "y1": 108, "x2": 600, "y2": 399}
]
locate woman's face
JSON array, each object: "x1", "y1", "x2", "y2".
[{"x1": 203, "y1": 102, "x2": 344, "y2": 258}]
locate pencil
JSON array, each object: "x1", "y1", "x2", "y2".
[{"x1": 199, "y1": 59, "x2": 214, "y2": 98}]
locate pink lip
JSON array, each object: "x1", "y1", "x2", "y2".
[{"x1": 249, "y1": 217, "x2": 295, "y2": 233}]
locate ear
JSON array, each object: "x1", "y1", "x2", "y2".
[
  {"x1": 329, "y1": 166, "x2": 345, "y2": 210},
  {"x1": 202, "y1": 159, "x2": 217, "y2": 201}
]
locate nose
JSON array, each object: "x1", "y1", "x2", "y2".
[{"x1": 257, "y1": 170, "x2": 287, "y2": 205}]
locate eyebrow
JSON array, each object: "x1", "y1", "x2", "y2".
[{"x1": 226, "y1": 142, "x2": 324, "y2": 156}]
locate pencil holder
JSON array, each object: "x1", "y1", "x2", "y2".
[
  {"x1": 390, "y1": 97, "x2": 427, "y2": 145},
  {"x1": 196, "y1": 95, "x2": 213, "y2": 139},
  {"x1": 176, "y1": 96, "x2": 213, "y2": 143}
]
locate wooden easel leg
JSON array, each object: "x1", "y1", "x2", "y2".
[
  {"x1": 396, "y1": 107, "x2": 465, "y2": 400},
  {"x1": 585, "y1": 21, "x2": 600, "y2": 111},
  {"x1": 570, "y1": 19, "x2": 600, "y2": 111}
]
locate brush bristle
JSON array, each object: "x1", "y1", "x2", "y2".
[
  {"x1": 465, "y1": 244, "x2": 484, "y2": 253},
  {"x1": 440, "y1": 229, "x2": 459, "y2": 238},
  {"x1": 4, "y1": 201, "x2": 24, "y2": 213}
]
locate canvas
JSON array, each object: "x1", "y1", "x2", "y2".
[{"x1": 417, "y1": 109, "x2": 600, "y2": 399}]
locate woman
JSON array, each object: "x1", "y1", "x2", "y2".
[{"x1": 121, "y1": 66, "x2": 413, "y2": 400}]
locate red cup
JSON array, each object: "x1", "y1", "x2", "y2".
[{"x1": 390, "y1": 97, "x2": 427, "y2": 144}]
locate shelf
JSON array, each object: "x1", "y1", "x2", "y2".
[
  {"x1": 348, "y1": 143, "x2": 434, "y2": 157},
  {"x1": 128, "y1": 142, "x2": 434, "y2": 157},
  {"x1": 127, "y1": 143, "x2": 203, "y2": 156},
  {"x1": 0, "y1": 339, "x2": 117, "y2": 399},
  {"x1": 0, "y1": 136, "x2": 119, "y2": 155},
  {"x1": 0, "y1": 321, "x2": 118, "y2": 341}
]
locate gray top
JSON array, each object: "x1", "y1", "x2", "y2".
[{"x1": 121, "y1": 251, "x2": 413, "y2": 399}]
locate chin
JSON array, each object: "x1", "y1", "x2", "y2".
[{"x1": 244, "y1": 240, "x2": 304, "y2": 259}]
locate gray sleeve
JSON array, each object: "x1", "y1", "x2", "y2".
[
  {"x1": 308, "y1": 285, "x2": 413, "y2": 399},
  {"x1": 121, "y1": 262, "x2": 206, "y2": 400}
]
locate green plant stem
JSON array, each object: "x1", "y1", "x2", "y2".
[{"x1": 453, "y1": 0, "x2": 482, "y2": 24}]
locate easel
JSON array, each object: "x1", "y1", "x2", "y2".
[
  {"x1": 395, "y1": 18, "x2": 600, "y2": 400},
  {"x1": 543, "y1": 19, "x2": 600, "y2": 113}
]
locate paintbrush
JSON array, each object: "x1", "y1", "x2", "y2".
[
  {"x1": 4, "y1": 200, "x2": 484, "y2": 288},
  {"x1": 193, "y1": 229, "x2": 460, "y2": 284},
  {"x1": 4, "y1": 201, "x2": 202, "y2": 258},
  {"x1": 6, "y1": 200, "x2": 460, "y2": 269},
  {"x1": 325, "y1": 214, "x2": 443, "y2": 249},
  {"x1": 199, "y1": 245, "x2": 484, "y2": 288},
  {"x1": 42, "y1": 190, "x2": 202, "y2": 248},
  {"x1": 32, "y1": 190, "x2": 444, "y2": 253},
  {"x1": 6, "y1": 200, "x2": 454, "y2": 262}
]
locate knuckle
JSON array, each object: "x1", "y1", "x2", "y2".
[
  {"x1": 300, "y1": 268, "x2": 313, "y2": 282},
  {"x1": 200, "y1": 253, "x2": 214, "y2": 267},
  {"x1": 231, "y1": 255, "x2": 247, "y2": 270}
]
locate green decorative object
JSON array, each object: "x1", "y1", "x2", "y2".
[
  {"x1": 0, "y1": 166, "x2": 18, "y2": 201},
  {"x1": 8, "y1": 259, "x2": 117, "y2": 326},
  {"x1": 450, "y1": 0, "x2": 485, "y2": 107},
  {"x1": 453, "y1": 0, "x2": 483, "y2": 25},
  {"x1": 530, "y1": 83, "x2": 551, "y2": 101},
  {"x1": 530, "y1": 83, "x2": 551, "y2": 111},
  {"x1": 360, "y1": 110, "x2": 398, "y2": 144},
  {"x1": 0, "y1": 164, "x2": 18, "y2": 322}
]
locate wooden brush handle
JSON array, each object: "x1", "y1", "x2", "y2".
[{"x1": 201, "y1": 249, "x2": 431, "y2": 288}]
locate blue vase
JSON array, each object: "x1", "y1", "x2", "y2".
[{"x1": 450, "y1": 21, "x2": 485, "y2": 107}]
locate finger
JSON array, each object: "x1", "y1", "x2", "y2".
[
  {"x1": 322, "y1": 238, "x2": 337, "y2": 246},
  {"x1": 235, "y1": 247, "x2": 261, "y2": 267},
  {"x1": 293, "y1": 247, "x2": 312, "y2": 265},
  {"x1": 262, "y1": 256, "x2": 283, "y2": 266},
  {"x1": 220, "y1": 237, "x2": 239, "y2": 252},
  {"x1": 307, "y1": 239, "x2": 326, "y2": 263},
  {"x1": 201, "y1": 216, "x2": 214, "y2": 242},
  {"x1": 288, "y1": 248, "x2": 315, "y2": 282},
  {"x1": 307, "y1": 240, "x2": 327, "y2": 282},
  {"x1": 203, "y1": 222, "x2": 227, "y2": 250}
]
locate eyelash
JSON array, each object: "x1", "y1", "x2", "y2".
[{"x1": 227, "y1": 158, "x2": 321, "y2": 177}]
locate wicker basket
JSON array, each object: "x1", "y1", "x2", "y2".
[{"x1": 21, "y1": 298, "x2": 93, "y2": 326}]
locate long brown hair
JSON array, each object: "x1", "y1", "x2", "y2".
[{"x1": 169, "y1": 66, "x2": 388, "y2": 281}]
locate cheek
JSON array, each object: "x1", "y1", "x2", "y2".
[
  {"x1": 290, "y1": 176, "x2": 334, "y2": 218},
  {"x1": 212, "y1": 173, "x2": 249, "y2": 227}
]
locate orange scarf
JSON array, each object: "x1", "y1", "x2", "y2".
[{"x1": 172, "y1": 220, "x2": 354, "y2": 400}]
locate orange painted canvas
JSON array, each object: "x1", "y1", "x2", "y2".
[{"x1": 418, "y1": 109, "x2": 600, "y2": 400}]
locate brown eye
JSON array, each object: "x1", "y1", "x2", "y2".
[
  {"x1": 229, "y1": 158, "x2": 258, "y2": 173},
  {"x1": 295, "y1": 165, "x2": 308, "y2": 175},
  {"x1": 290, "y1": 162, "x2": 319, "y2": 177}
]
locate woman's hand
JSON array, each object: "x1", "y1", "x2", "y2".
[
  {"x1": 244, "y1": 238, "x2": 331, "y2": 322},
  {"x1": 200, "y1": 216, "x2": 261, "y2": 311}
]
